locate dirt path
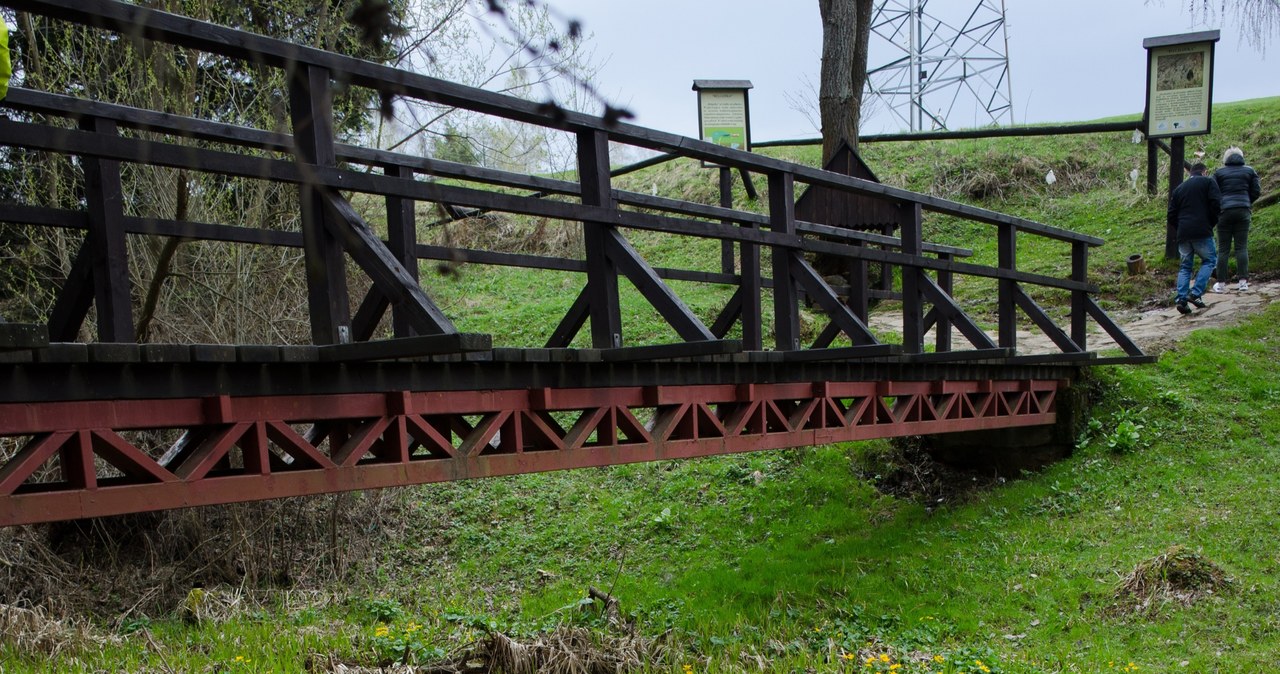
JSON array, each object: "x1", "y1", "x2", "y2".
[
  {"x1": 867, "y1": 280, "x2": 1280, "y2": 356},
  {"x1": 1049, "y1": 280, "x2": 1280, "y2": 355},
  {"x1": 1079, "y1": 280, "x2": 1280, "y2": 354}
]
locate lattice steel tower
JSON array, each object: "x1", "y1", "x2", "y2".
[{"x1": 866, "y1": 0, "x2": 1014, "y2": 132}]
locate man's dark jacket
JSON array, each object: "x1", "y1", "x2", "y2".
[
  {"x1": 1214, "y1": 154, "x2": 1261, "y2": 210},
  {"x1": 1167, "y1": 174, "x2": 1221, "y2": 242}
]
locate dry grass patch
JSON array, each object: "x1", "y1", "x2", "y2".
[
  {"x1": 1112, "y1": 545, "x2": 1231, "y2": 617},
  {"x1": 0, "y1": 603, "x2": 98, "y2": 659}
]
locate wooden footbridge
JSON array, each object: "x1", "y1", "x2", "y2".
[{"x1": 0, "y1": 0, "x2": 1147, "y2": 527}]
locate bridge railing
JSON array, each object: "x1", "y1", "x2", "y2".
[{"x1": 0, "y1": 0, "x2": 1145, "y2": 364}]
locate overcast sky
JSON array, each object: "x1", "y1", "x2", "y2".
[{"x1": 539, "y1": 1, "x2": 1274, "y2": 140}]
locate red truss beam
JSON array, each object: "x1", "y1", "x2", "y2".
[{"x1": 0, "y1": 379, "x2": 1059, "y2": 526}]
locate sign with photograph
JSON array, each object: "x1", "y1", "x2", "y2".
[
  {"x1": 693, "y1": 80, "x2": 752, "y2": 166},
  {"x1": 1143, "y1": 31, "x2": 1219, "y2": 139}
]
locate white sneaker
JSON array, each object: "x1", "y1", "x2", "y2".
[
  {"x1": 1239, "y1": 279, "x2": 1249, "y2": 291},
  {"x1": 1211, "y1": 282, "x2": 1225, "y2": 293}
]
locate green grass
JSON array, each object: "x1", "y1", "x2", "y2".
[{"x1": 6, "y1": 99, "x2": 1280, "y2": 673}]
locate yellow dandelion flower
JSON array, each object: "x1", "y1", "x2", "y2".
[
  {"x1": 880, "y1": 654, "x2": 891, "y2": 662},
  {"x1": 933, "y1": 655, "x2": 945, "y2": 663},
  {"x1": 234, "y1": 655, "x2": 245, "y2": 662},
  {"x1": 890, "y1": 664, "x2": 902, "y2": 671}
]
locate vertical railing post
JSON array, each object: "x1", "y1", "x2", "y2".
[
  {"x1": 900, "y1": 204, "x2": 924, "y2": 353},
  {"x1": 740, "y1": 222, "x2": 763, "y2": 352},
  {"x1": 934, "y1": 252, "x2": 953, "y2": 353},
  {"x1": 847, "y1": 245, "x2": 869, "y2": 324},
  {"x1": 719, "y1": 166, "x2": 734, "y2": 274},
  {"x1": 1165, "y1": 136, "x2": 1186, "y2": 260},
  {"x1": 879, "y1": 223, "x2": 894, "y2": 295},
  {"x1": 1071, "y1": 241, "x2": 1089, "y2": 350},
  {"x1": 577, "y1": 129, "x2": 622, "y2": 348},
  {"x1": 768, "y1": 171, "x2": 799, "y2": 351},
  {"x1": 80, "y1": 117, "x2": 134, "y2": 342},
  {"x1": 997, "y1": 223, "x2": 1017, "y2": 349},
  {"x1": 290, "y1": 64, "x2": 351, "y2": 345},
  {"x1": 385, "y1": 163, "x2": 418, "y2": 338}
]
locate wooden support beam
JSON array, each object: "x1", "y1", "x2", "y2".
[
  {"x1": 80, "y1": 117, "x2": 133, "y2": 342},
  {"x1": 577, "y1": 130, "x2": 622, "y2": 348},
  {"x1": 740, "y1": 219, "x2": 763, "y2": 350},
  {"x1": 1070, "y1": 243, "x2": 1089, "y2": 350},
  {"x1": 545, "y1": 287, "x2": 590, "y2": 348},
  {"x1": 46, "y1": 240, "x2": 95, "y2": 342},
  {"x1": 385, "y1": 163, "x2": 419, "y2": 338},
  {"x1": 934, "y1": 252, "x2": 953, "y2": 353},
  {"x1": 997, "y1": 222, "x2": 1017, "y2": 349},
  {"x1": 604, "y1": 229, "x2": 715, "y2": 342},
  {"x1": 1084, "y1": 296, "x2": 1145, "y2": 357},
  {"x1": 769, "y1": 172, "x2": 800, "y2": 350},
  {"x1": 1013, "y1": 284, "x2": 1082, "y2": 353},
  {"x1": 352, "y1": 287, "x2": 390, "y2": 342},
  {"x1": 322, "y1": 192, "x2": 455, "y2": 336},
  {"x1": 1165, "y1": 136, "x2": 1185, "y2": 260},
  {"x1": 789, "y1": 255, "x2": 878, "y2": 346},
  {"x1": 917, "y1": 274, "x2": 998, "y2": 350},
  {"x1": 900, "y1": 204, "x2": 924, "y2": 354},
  {"x1": 719, "y1": 167, "x2": 734, "y2": 274},
  {"x1": 290, "y1": 64, "x2": 351, "y2": 345},
  {"x1": 710, "y1": 287, "x2": 743, "y2": 340}
]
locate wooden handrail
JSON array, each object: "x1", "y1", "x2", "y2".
[{"x1": 3, "y1": 0, "x2": 1103, "y2": 246}]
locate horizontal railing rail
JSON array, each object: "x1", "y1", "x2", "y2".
[{"x1": 0, "y1": 0, "x2": 1143, "y2": 362}]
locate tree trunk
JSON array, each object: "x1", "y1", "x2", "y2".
[{"x1": 818, "y1": 0, "x2": 873, "y2": 164}]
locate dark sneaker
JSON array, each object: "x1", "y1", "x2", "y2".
[
  {"x1": 1188, "y1": 295, "x2": 1207, "y2": 309},
  {"x1": 1176, "y1": 300, "x2": 1191, "y2": 315}
]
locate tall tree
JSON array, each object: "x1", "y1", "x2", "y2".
[{"x1": 817, "y1": 0, "x2": 874, "y2": 164}]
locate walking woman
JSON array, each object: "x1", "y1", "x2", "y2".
[{"x1": 1212, "y1": 146, "x2": 1262, "y2": 292}]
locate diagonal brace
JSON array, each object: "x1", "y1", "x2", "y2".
[
  {"x1": 603, "y1": 228, "x2": 715, "y2": 341},
  {"x1": 321, "y1": 190, "x2": 455, "y2": 336},
  {"x1": 917, "y1": 273, "x2": 998, "y2": 350},
  {"x1": 788, "y1": 253, "x2": 878, "y2": 345},
  {"x1": 1013, "y1": 284, "x2": 1082, "y2": 353}
]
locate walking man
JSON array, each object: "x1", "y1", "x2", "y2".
[{"x1": 1167, "y1": 162, "x2": 1220, "y2": 314}]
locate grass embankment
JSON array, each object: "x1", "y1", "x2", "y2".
[{"x1": 3, "y1": 99, "x2": 1280, "y2": 673}]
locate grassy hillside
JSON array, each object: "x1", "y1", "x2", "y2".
[{"x1": 4, "y1": 99, "x2": 1280, "y2": 673}]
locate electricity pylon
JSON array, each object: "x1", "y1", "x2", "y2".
[{"x1": 866, "y1": 0, "x2": 1015, "y2": 132}]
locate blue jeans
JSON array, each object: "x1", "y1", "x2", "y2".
[
  {"x1": 1215, "y1": 207, "x2": 1251, "y2": 281},
  {"x1": 1177, "y1": 237, "x2": 1217, "y2": 302}
]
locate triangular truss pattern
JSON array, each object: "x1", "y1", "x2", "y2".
[{"x1": 0, "y1": 380, "x2": 1060, "y2": 525}]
